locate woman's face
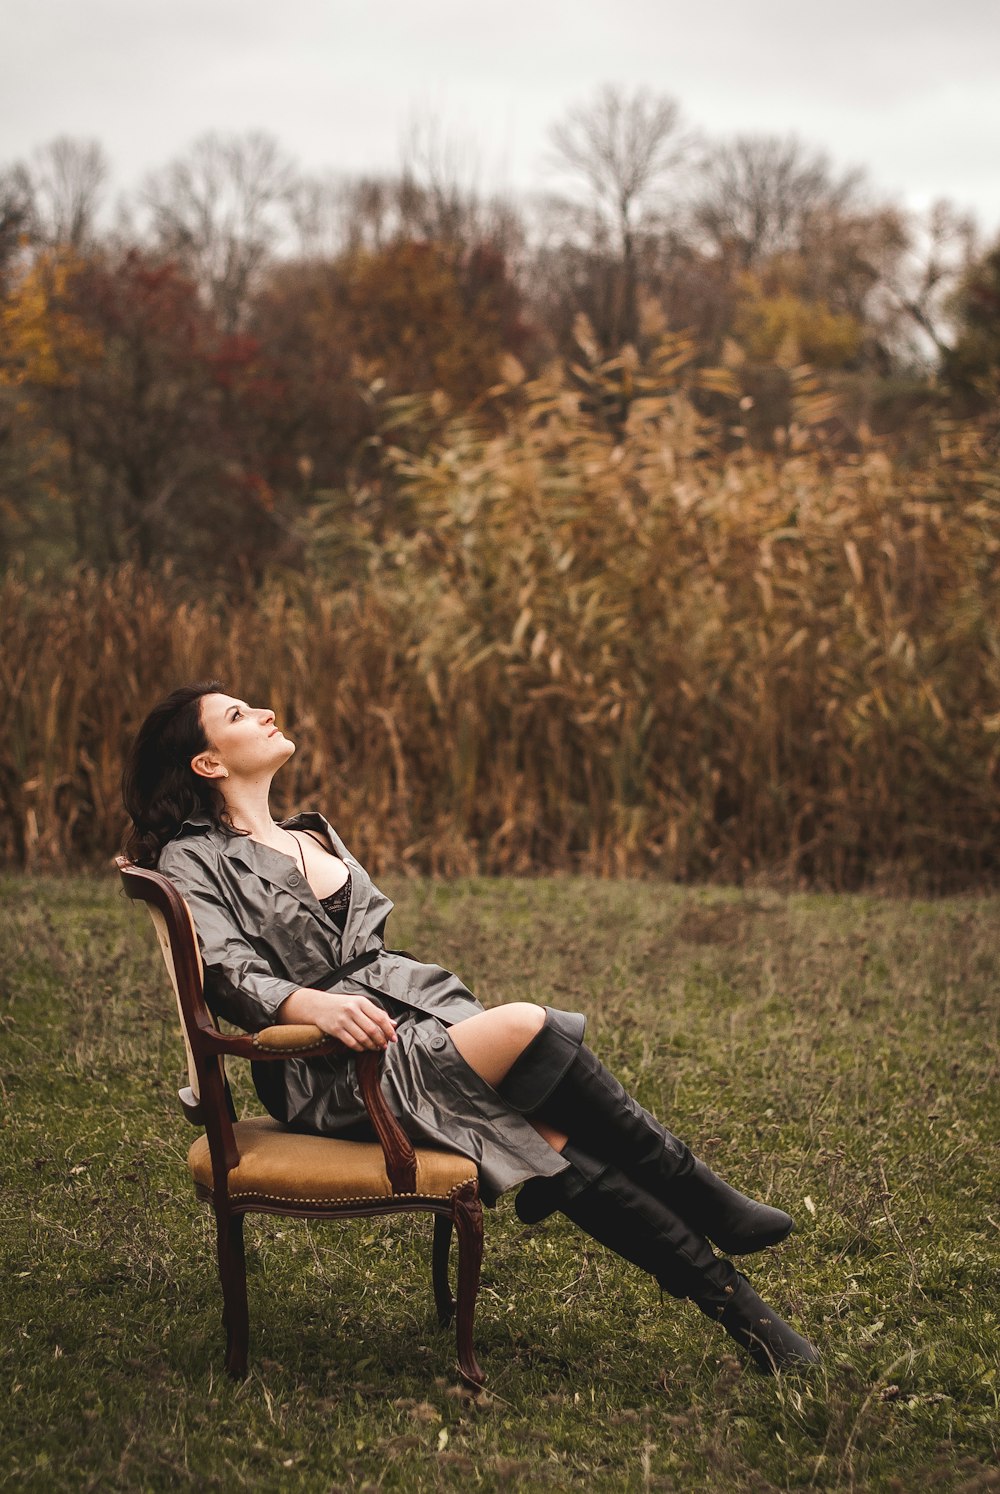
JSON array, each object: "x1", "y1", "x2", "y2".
[{"x1": 192, "y1": 692, "x2": 296, "y2": 783}]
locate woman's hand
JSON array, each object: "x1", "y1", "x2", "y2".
[{"x1": 277, "y1": 987, "x2": 398, "y2": 1051}]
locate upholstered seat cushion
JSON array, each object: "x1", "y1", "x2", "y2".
[{"x1": 188, "y1": 1116, "x2": 478, "y2": 1204}]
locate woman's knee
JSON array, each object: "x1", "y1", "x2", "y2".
[
  {"x1": 448, "y1": 1001, "x2": 546, "y2": 1086},
  {"x1": 498, "y1": 1001, "x2": 546, "y2": 1047}
]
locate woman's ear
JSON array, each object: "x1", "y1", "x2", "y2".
[{"x1": 190, "y1": 752, "x2": 229, "y2": 781}]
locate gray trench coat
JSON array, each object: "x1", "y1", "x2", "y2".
[{"x1": 157, "y1": 811, "x2": 576, "y2": 1203}]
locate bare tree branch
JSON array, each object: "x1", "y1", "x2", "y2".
[
  {"x1": 140, "y1": 131, "x2": 297, "y2": 329},
  {"x1": 16, "y1": 136, "x2": 109, "y2": 250},
  {"x1": 692, "y1": 134, "x2": 864, "y2": 269},
  {"x1": 549, "y1": 85, "x2": 689, "y2": 247},
  {"x1": 545, "y1": 86, "x2": 690, "y2": 352}
]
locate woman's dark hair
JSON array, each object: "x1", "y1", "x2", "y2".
[{"x1": 121, "y1": 680, "x2": 241, "y2": 866}]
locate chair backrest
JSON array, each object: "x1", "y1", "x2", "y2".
[{"x1": 116, "y1": 856, "x2": 231, "y2": 1127}]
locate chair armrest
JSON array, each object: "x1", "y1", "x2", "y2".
[
  {"x1": 252, "y1": 1024, "x2": 340, "y2": 1054},
  {"x1": 198, "y1": 1026, "x2": 418, "y2": 1194},
  {"x1": 200, "y1": 1024, "x2": 340, "y2": 1058}
]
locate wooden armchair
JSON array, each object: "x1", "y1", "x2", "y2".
[{"x1": 116, "y1": 857, "x2": 485, "y2": 1386}]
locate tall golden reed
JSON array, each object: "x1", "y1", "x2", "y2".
[{"x1": 2, "y1": 336, "x2": 998, "y2": 887}]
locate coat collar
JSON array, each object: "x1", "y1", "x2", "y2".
[
  {"x1": 176, "y1": 808, "x2": 344, "y2": 856},
  {"x1": 175, "y1": 808, "x2": 371, "y2": 945}
]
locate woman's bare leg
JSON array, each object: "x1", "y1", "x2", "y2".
[
  {"x1": 448, "y1": 1002, "x2": 545, "y2": 1085},
  {"x1": 448, "y1": 1003, "x2": 568, "y2": 1152}
]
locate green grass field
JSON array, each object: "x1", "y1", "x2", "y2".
[{"x1": 1, "y1": 874, "x2": 997, "y2": 1492}]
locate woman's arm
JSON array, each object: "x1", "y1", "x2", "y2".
[
  {"x1": 158, "y1": 840, "x2": 389, "y2": 1049},
  {"x1": 158, "y1": 840, "x2": 397, "y2": 1051},
  {"x1": 276, "y1": 985, "x2": 397, "y2": 1051}
]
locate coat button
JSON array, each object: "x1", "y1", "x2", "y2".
[
  {"x1": 288, "y1": 872, "x2": 301, "y2": 887},
  {"x1": 430, "y1": 1035, "x2": 447, "y2": 1052}
]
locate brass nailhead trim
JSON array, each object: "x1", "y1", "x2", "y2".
[
  {"x1": 250, "y1": 1039, "x2": 328, "y2": 1054},
  {"x1": 203, "y1": 1176, "x2": 478, "y2": 1206}
]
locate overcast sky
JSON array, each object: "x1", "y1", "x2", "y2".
[{"x1": 4, "y1": 0, "x2": 999, "y2": 234}]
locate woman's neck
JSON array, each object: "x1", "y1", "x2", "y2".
[{"x1": 221, "y1": 781, "x2": 282, "y2": 842}]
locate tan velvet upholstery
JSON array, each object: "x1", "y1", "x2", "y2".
[
  {"x1": 188, "y1": 1117, "x2": 478, "y2": 1204},
  {"x1": 251, "y1": 1024, "x2": 329, "y2": 1053}
]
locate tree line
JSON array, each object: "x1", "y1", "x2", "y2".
[
  {"x1": 4, "y1": 348, "x2": 997, "y2": 882},
  {"x1": 1, "y1": 87, "x2": 997, "y2": 584}
]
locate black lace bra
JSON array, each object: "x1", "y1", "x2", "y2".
[{"x1": 317, "y1": 870, "x2": 352, "y2": 931}]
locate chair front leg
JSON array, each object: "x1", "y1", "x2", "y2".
[
  {"x1": 214, "y1": 1205, "x2": 250, "y2": 1380},
  {"x1": 451, "y1": 1183, "x2": 485, "y2": 1388},
  {"x1": 432, "y1": 1212, "x2": 455, "y2": 1327}
]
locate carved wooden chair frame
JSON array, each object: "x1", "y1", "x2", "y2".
[{"x1": 116, "y1": 856, "x2": 485, "y2": 1386}]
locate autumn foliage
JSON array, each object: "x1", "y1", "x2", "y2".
[{"x1": 2, "y1": 334, "x2": 997, "y2": 886}]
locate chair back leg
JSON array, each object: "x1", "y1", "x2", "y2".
[
  {"x1": 432, "y1": 1213, "x2": 456, "y2": 1327},
  {"x1": 451, "y1": 1183, "x2": 485, "y2": 1388},
  {"x1": 214, "y1": 1207, "x2": 250, "y2": 1380}
]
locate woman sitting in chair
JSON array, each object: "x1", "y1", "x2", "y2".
[{"x1": 122, "y1": 680, "x2": 819, "y2": 1373}]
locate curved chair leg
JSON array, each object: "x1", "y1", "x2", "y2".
[
  {"x1": 215, "y1": 1206, "x2": 250, "y2": 1379},
  {"x1": 451, "y1": 1183, "x2": 485, "y2": 1387},
  {"x1": 432, "y1": 1212, "x2": 456, "y2": 1327}
]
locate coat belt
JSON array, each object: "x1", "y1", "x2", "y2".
[{"x1": 314, "y1": 944, "x2": 416, "y2": 990}]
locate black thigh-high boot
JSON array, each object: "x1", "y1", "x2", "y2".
[
  {"x1": 522, "y1": 1149, "x2": 819, "y2": 1374},
  {"x1": 500, "y1": 1008, "x2": 793, "y2": 1256}
]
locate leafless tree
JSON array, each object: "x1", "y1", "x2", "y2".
[
  {"x1": 287, "y1": 113, "x2": 526, "y2": 272},
  {"x1": 397, "y1": 112, "x2": 479, "y2": 245},
  {"x1": 140, "y1": 131, "x2": 297, "y2": 329},
  {"x1": 14, "y1": 136, "x2": 109, "y2": 251},
  {"x1": 550, "y1": 87, "x2": 688, "y2": 241},
  {"x1": 546, "y1": 85, "x2": 690, "y2": 348},
  {"x1": 790, "y1": 196, "x2": 977, "y2": 365},
  {"x1": 286, "y1": 171, "x2": 360, "y2": 259},
  {"x1": 0, "y1": 168, "x2": 34, "y2": 287},
  {"x1": 393, "y1": 112, "x2": 524, "y2": 263},
  {"x1": 691, "y1": 134, "x2": 864, "y2": 270},
  {"x1": 890, "y1": 199, "x2": 978, "y2": 358}
]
